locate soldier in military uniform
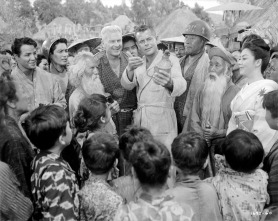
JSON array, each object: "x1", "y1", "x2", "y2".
[
  {"x1": 174, "y1": 20, "x2": 212, "y2": 133},
  {"x1": 96, "y1": 25, "x2": 137, "y2": 136}
]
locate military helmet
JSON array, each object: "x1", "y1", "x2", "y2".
[
  {"x1": 41, "y1": 38, "x2": 67, "y2": 63},
  {"x1": 182, "y1": 20, "x2": 211, "y2": 41}
]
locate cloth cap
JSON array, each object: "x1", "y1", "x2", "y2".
[{"x1": 208, "y1": 46, "x2": 236, "y2": 66}]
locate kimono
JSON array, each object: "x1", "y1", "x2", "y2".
[
  {"x1": 175, "y1": 51, "x2": 209, "y2": 132},
  {"x1": 205, "y1": 155, "x2": 269, "y2": 221},
  {"x1": 121, "y1": 50, "x2": 187, "y2": 148},
  {"x1": 227, "y1": 79, "x2": 278, "y2": 153},
  {"x1": 11, "y1": 66, "x2": 66, "y2": 112},
  {"x1": 114, "y1": 192, "x2": 194, "y2": 221}
]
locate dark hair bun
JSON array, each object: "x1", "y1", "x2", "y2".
[{"x1": 73, "y1": 109, "x2": 87, "y2": 132}]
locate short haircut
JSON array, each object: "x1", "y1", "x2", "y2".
[
  {"x1": 49, "y1": 38, "x2": 67, "y2": 56},
  {"x1": 119, "y1": 125, "x2": 153, "y2": 161},
  {"x1": 11, "y1": 37, "x2": 37, "y2": 56},
  {"x1": 171, "y1": 132, "x2": 208, "y2": 174},
  {"x1": 222, "y1": 129, "x2": 264, "y2": 173},
  {"x1": 68, "y1": 51, "x2": 97, "y2": 87},
  {"x1": 101, "y1": 25, "x2": 122, "y2": 43},
  {"x1": 242, "y1": 35, "x2": 270, "y2": 73},
  {"x1": 134, "y1": 24, "x2": 156, "y2": 40},
  {"x1": 25, "y1": 105, "x2": 68, "y2": 150},
  {"x1": 130, "y1": 140, "x2": 171, "y2": 187},
  {"x1": 122, "y1": 35, "x2": 136, "y2": 45},
  {"x1": 82, "y1": 132, "x2": 119, "y2": 175},
  {"x1": 73, "y1": 94, "x2": 107, "y2": 133},
  {"x1": 263, "y1": 90, "x2": 278, "y2": 119},
  {"x1": 36, "y1": 54, "x2": 47, "y2": 66}
]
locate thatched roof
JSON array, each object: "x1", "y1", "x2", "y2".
[
  {"x1": 111, "y1": 15, "x2": 135, "y2": 34},
  {"x1": 33, "y1": 17, "x2": 75, "y2": 40},
  {"x1": 155, "y1": 8, "x2": 198, "y2": 39}
]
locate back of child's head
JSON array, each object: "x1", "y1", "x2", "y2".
[
  {"x1": 263, "y1": 90, "x2": 278, "y2": 119},
  {"x1": 73, "y1": 94, "x2": 108, "y2": 133},
  {"x1": 25, "y1": 105, "x2": 68, "y2": 150},
  {"x1": 130, "y1": 140, "x2": 171, "y2": 187},
  {"x1": 222, "y1": 129, "x2": 264, "y2": 173},
  {"x1": 171, "y1": 132, "x2": 208, "y2": 175},
  {"x1": 119, "y1": 125, "x2": 153, "y2": 162},
  {"x1": 82, "y1": 132, "x2": 119, "y2": 175}
]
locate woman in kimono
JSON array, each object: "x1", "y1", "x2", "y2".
[{"x1": 227, "y1": 36, "x2": 278, "y2": 153}]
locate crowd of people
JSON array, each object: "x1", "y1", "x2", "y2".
[{"x1": 1, "y1": 19, "x2": 278, "y2": 221}]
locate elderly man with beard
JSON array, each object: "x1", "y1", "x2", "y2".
[
  {"x1": 175, "y1": 20, "x2": 211, "y2": 133},
  {"x1": 96, "y1": 25, "x2": 137, "y2": 136},
  {"x1": 185, "y1": 47, "x2": 240, "y2": 146},
  {"x1": 68, "y1": 51, "x2": 119, "y2": 134}
]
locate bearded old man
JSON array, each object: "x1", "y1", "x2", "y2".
[
  {"x1": 174, "y1": 20, "x2": 211, "y2": 133},
  {"x1": 184, "y1": 47, "x2": 240, "y2": 146}
]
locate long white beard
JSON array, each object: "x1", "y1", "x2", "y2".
[
  {"x1": 201, "y1": 72, "x2": 228, "y2": 129},
  {"x1": 81, "y1": 75, "x2": 105, "y2": 95}
]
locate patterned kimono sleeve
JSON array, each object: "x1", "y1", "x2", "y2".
[{"x1": 40, "y1": 164, "x2": 77, "y2": 221}]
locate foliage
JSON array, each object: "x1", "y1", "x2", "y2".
[{"x1": 191, "y1": 3, "x2": 211, "y2": 23}]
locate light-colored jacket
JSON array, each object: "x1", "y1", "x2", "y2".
[{"x1": 121, "y1": 50, "x2": 187, "y2": 148}]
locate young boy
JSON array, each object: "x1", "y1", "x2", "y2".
[
  {"x1": 263, "y1": 90, "x2": 278, "y2": 207},
  {"x1": 25, "y1": 105, "x2": 79, "y2": 220},
  {"x1": 79, "y1": 132, "x2": 123, "y2": 220},
  {"x1": 206, "y1": 129, "x2": 268, "y2": 221},
  {"x1": 114, "y1": 140, "x2": 194, "y2": 221},
  {"x1": 112, "y1": 125, "x2": 153, "y2": 203},
  {"x1": 167, "y1": 132, "x2": 222, "y2": 221}
]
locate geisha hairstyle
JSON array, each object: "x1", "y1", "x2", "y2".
[
  {"x1": 73, "y1": 94, "x2": 108, "y2": 133},
  {"x1": 241, "y1": 35, "x2": 270, "y2": 73}
]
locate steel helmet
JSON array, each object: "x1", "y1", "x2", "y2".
[
  {"x1": 41, "y1": 37, "x2": 67, "y2": 63},
  {"x1": 182, "y1": 20, "x2": 211, "y2": 41}
]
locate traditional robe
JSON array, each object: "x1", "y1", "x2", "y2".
[
  {"x1": 227, "y1": 79, "x2": 278, "y2": 153},
  {"x1": 121, "y1": 50, "x2": 187, "y2": 149},
  {"x1": 174, "y1": 51, "x2": 209, "y2": 133},
  {"x1": 11, "y1": 66, "x2": 66, "y2": 112},
  {"x1": 97, "y1": 51, "x2": 137, "y2": 136},
  {"x1": 185, "y1": 81, "x2": 240, "y2": 138}
]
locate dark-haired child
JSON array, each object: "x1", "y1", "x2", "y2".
[
  {"x1": 73, "y1": 93, "x2": 116, "y2": 145},
  {"x1": 114, "y1": 140, "x2": 194, "y2": 221},
  {"x1": 206, "y1": 129, "x2": 268, "y2": 221},
  {"x1": 166, "y1": 132, "x2": 222, "y2": 221},
  {"x1": 112, "y1": 125, "x2": 153, "y2": 203},
  {"x1": 79, "y1": 132, "x2": 123, "y2": 220},
  {"x1": 25, "y1": 105, "x2": 79, "y2": 220},
  {"x1": 263, "y1": 90, "x2": 278, "y2": 207}
]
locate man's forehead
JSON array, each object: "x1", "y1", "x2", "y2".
[
  {"x1": 211, "y1": 56, "x2": 225, "y2": 63},
  {"x1": 136, "y1": 29, "x2": 154, "y2": 39},
  {"x1": 20, "y1": 44, "x2": 36, "y2": 52},
  {"x1": 106, "y1": 32, "x2": 122, "y2": 41}
]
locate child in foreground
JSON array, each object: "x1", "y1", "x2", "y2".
[
  {"x1": 25, "y1": 105, "x2": 79, "y2": 220},
  {"x1": 114, "y1": 140, "x2": 194, "y2": 221},
  {"x1": 167, "y1": 132, "x2": 222, "y2": 221},
  {"x1": 206, "y1": 129, "x2": 268, "y2": 221}
]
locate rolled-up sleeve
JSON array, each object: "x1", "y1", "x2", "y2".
[{"x1": 121, "y1": 69, "x2": 137, "y2": 90}]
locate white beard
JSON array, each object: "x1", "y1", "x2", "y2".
[
  {"x1": 81, "y1": 75, "x2": 105, "y2": 95},
  {"x1": 201, "y1": 72, "x2": 228, "y2": 129}
]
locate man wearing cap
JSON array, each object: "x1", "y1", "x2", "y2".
[
  {"x1": 11, "y1": 37, "x2": 66, "y2": 118},
  {"x1": 185, "y1": 47, "x2": 240, "y2": 146},
  {"x1": 174, "y1": 42, "x2": 186, "y2": 58},
  {"x1": 96, "y1": 25, "x2": 137, "y2": 136},
  {"x1": 174, "y1": 20, "x2": 211, "y2": 133}
]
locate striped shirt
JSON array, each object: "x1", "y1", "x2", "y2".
[{"x1": 0, "y1": 161, "x2": 33, "y2": 221}]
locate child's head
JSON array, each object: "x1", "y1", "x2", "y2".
[
  {"x1": 171, "y1": 132, "x2": 208, "y2": 175},
  {"x1": 130, "y1": 140, "x2": 171, "y2": 188},
  {"x1": 82, "y1": 132, "x2": 119, "y2": 175},
  {"x1": 263, "y1": 90, "x2": 278, "y2": 130},
  {"x1": 119, "y1": 125, "x2": 153, "y2": 162},
  {"x1": 73, "y1": 94, "x2": 111, "y2": 133},
  {"x1": 25, "y1": 105, "x2": 72, "y2": 150},
  {"x1": 222, "y1": 129, "x2": 264, "y2": 173}
]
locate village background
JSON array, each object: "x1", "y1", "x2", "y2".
[{"x1": 0, "y1": 0, "x2": 277, "y2": 52}]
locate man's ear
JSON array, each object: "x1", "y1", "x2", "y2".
[
  {"x1": 58, "y1": 135, "x2": 66, "y2": 146},
  {"x1": 100, "y1": 116, "x2": 106, "y2": 124}
]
